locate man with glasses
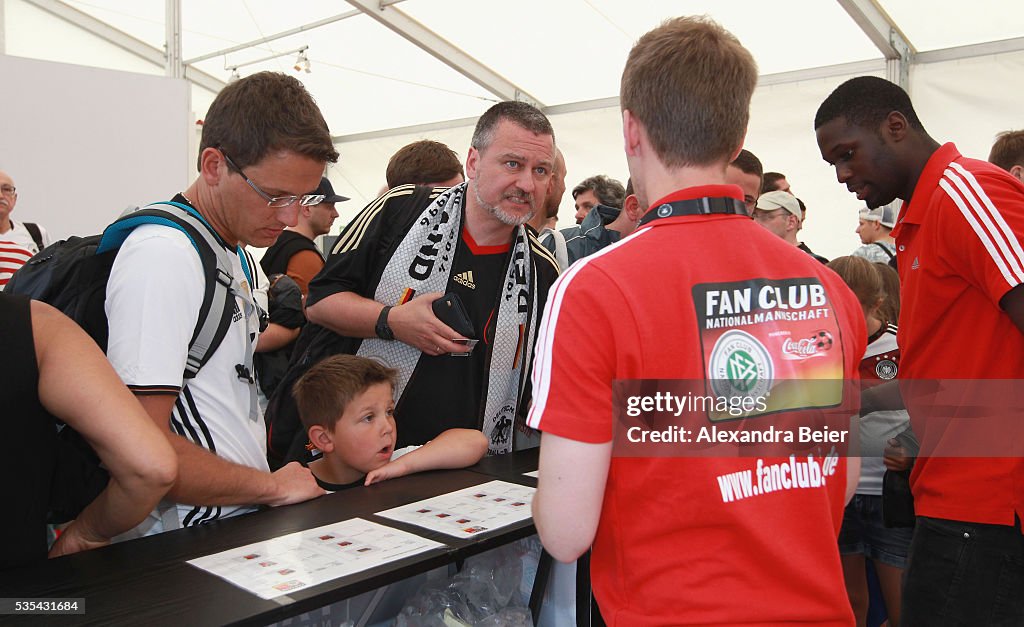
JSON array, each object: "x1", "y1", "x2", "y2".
[
  {"x1": 105, "y1": 71, "x2": 338, "y2": 537},
  {"x1": 0, "y1": 170, "x2": 50, "y2": 253},
  {"x1": 753, "y1": 190, "x2": 828, "y2": 263}
]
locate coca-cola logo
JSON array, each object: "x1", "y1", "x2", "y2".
[
  {"x1": 782, "y1": 337, "x2": 819, "y2": 356},
  {"x1": 781, "y1": 330, "x2": 833, "y2": 358}
]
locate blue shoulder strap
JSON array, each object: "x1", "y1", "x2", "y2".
[
  {"x1": 97, "y1": 201, "x2": 241, "y2": 380},
  {"x1": 97, "y1": 201, "x2": 254, "y2": 287},
  {"x1": 98, "y1": 201, "x2": 207, "y2": 254}
]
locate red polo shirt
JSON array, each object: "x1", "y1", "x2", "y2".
[
  {"x1": 529, "y1": 185, "x2": 863, "y2": 625},
  {"x1": 890, "y1": 142, "x2": 1024, "y2": 526}
]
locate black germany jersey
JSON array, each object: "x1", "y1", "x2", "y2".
[{"x1": 395, "y1": 230, "x2": 508, "y2": 447}]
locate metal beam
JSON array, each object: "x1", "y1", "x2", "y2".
[
  {"x1": 915, "y1": 36, "x2": 1024, "y2": 64},
  {"x1": 23, "y1": 0, "x2": 225, "y2": 93},
  {"x1": 333, "y1": 114, "x2": 480, "y2": 144},
  {"x1": 886, "y1": 31, "x2": 911, "y2": 90},
  {"x1": 344, "y1": 0, "x2": 541, "y2": 106},
  {"x1": 183, "y1": 10, "x2": 361, "y2": 65},
  {"x1": 184, "y1": 66, "x2": 226, "y2": 94},
  {"x1": 165, "y1": 0, "x2": 183, "y2": 78},
  {"x1": 836, "y1": 0, "x2": 915, "y2": 59},
  {"x1": 759, "y1": 58, "x2": 886, "y2": 87},
  {"x1": 333, "y1": 58, "x2": 893, "y2": 143},
  {"x1": 544, "y1": 96, "x2": 621, "y2": 117},
  {"x1": 25, "y1": 0, "x2": 164, "y2": 64}
]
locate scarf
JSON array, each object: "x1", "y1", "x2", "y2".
[{"x1": 357, "y1": 183, "x2": 538, "y2": 454}]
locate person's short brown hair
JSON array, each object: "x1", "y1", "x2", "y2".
[
  {"x1": 385, "y1": 140, "x2": 465, "y2": 188},
  {"x1": 572, "y1": 175, "x2": 626, "y2": 209},
  {"x1": 199, "y1": 71, "x2": 339, "y2": 171},
  {"x1": 471, "y1": 101, "x2": 554, "y2": 151},
  {"x1": 620, "y1": 16, "x2": 757, "y2": 168},
  {"x1": 761, "y1": 171, "x2": 786, "y2": 194},
  {"x1": 292, "y1": 355, "x2": 397, "y2": 432},
  {"x1": 988, "y1": 130, "x2": 1024, "y2": 173},
  {"x1": 732, "y1": 150, "x2": 764, "y2": 185},
  {"x1": 828, "y1": 256, "x2": 884, "y2": 312}
]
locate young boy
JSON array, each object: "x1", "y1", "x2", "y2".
[{"x1": 292, "y1": 354, "x2": 488, "y2": 491}]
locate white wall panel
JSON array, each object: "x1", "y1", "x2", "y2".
[{"x1": 0, "y1": 54, "x2": 190, "y2": 240}]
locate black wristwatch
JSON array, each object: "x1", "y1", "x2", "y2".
[{"x1": 375, "y1": 305, "x2": 395, "y2": 341}]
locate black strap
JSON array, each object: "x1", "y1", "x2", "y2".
[
  {"x1": 24, "y1": 222, "x2": 43, "y2": 250},
  {"x1": 873, "y1": 241, "x2": 895, "y2": 260},
  {"x1": 260, "y1": 232, "x2": 322, "y2": 277},
  {"x1": 638, "y1": 196, "x2": 747, "y2": 227}
]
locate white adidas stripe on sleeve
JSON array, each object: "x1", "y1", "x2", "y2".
[{"x1": 941, "y1": 165, "x2": 1024, "y2": 288}]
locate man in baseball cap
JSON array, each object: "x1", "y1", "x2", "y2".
[
  {"x1": 260, "y1": 177, "x2": 347, "y2": 295},
  {"x1": 851, "y1": 203, "x2": 897, "y2": 264},
  {"x1": 753, "y1": 191, "x2": 828, "y2": 263}
]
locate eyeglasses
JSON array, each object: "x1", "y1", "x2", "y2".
[
  {"x1": 751, "y1": 209, "x2": 787, "y2": 222},
  {"x1": 220, "y1": 150, "x2": 323, "y2": 208},
  {"x1": 0, "y1": 185, "x2": 15, "y2": 196}
]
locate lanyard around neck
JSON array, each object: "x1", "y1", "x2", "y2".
[{"x1": 639, "y1": 196, "x2": 748, "y2": 227}]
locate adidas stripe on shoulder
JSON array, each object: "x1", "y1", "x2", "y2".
[
  {"x1": 527, "y1": 230, "x2": 559, "y2": 273},
  {"x1": 940, "y1": 163, "x2": 1024, "y2": 288},
  {"x1": 331, "y1": 185, "x2": 444, "y2": 257}
]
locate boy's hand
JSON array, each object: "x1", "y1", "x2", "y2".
[{"x1": 365, "y1": 459, "x2": 411, "y2": 485}]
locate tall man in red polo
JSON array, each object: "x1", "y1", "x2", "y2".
[
  {"x1": 816, "y1": 76, "x2": 1024, "y2": 625},
  {"x1": 529, "y1": 16, "x2": 865, "y2": 625}
]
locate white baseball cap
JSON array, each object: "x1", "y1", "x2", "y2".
[
  {"x1": 755, "y1": 190, "x2": 802, "y2": 218},
  {"x1": 858, "y1": 202, "x2": 899, "y2": 228}
]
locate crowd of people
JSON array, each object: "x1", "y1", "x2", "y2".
[{"x1": 3, "y1": 13, "x2": 1024, "y2": 627}]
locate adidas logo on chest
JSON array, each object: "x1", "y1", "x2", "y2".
[{"x1": 454, "y1": 270, "x2": 476, "y2": 289}]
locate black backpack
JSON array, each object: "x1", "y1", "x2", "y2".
[
  {"x1": 6, "y1": 201, "x2": 241, "y2": 523},
  {"x1": 265, "y1": 185, "x2": 436, "y2": 470}
]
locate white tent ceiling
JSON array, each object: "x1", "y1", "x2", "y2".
[
  {"x1": 15, "y1": 0, "x2": 1024, "y2": 134},
  {"x1": 3, "y1": 0, "x2": 1023, "y2": 257}
]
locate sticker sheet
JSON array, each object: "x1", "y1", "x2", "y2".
[
  {"x1": 376, "y1": 480, "x2": 535, "y2": 538},
  {"x1": 187, "y1": 518, "x2": 444, "y2": 599}
]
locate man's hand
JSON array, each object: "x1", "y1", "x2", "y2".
[
  {"x1": 883, "y1": 438, "x2": 913, "y2": 471},
  {"x1": 364, "y1": 459, "x2": 412, "y2": 486},
  {"x1": 266, "y1": 462, "x2": 326, "y2": 506},
  {"x1": 388, "y1": 292, "x2": 472, "y2": 357},
  {"x1": 48, "y1": 521, "x2": 109, "y2": 559}
]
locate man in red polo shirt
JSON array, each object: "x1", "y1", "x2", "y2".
[
  {"x1": 816, "y1": 76, "x2": 1024, "y2": 625},
  {"x1": 529, "y1": 16, "x2": 865, "y2": 626}
]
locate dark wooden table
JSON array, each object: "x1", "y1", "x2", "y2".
[{"x1": 0, "y1": 451, "x2": 540, "y2": 626}]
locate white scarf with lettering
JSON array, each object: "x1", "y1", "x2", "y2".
[{"x1": 357, "y1": 183, "x2": 537, "y2": 454}]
